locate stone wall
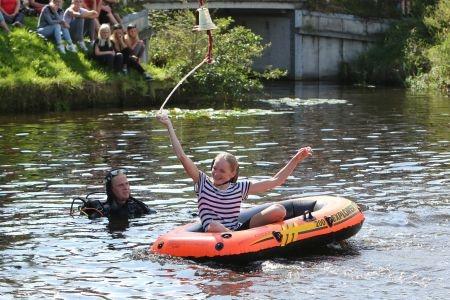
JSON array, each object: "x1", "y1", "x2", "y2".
[{"x1": 294, "y1": 10, "x2": 390, "y2": 80}]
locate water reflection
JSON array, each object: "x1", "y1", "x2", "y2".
[
  {"x1": 108, "y1": 216, "x2": 130, "y2": 233},
  {"x1": 0, "y1": 82, "x2": 449, "y2": 298}
]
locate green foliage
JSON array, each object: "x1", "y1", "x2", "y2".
[
  {"x1": 114, "y1": 0, "x2": 145, "y2": 16},
  {"x1": 0, "y1": 28, "x2": 110, "y2": 88},
  {"x1": 407, "y1": 0, "x2": 450, "y2": 92},
  {"x1": 408, "y1": 32, "x2": 450, "y2": 91},
  {"x1": 340, "y1": 18, "x2": 431, "y2": 85},
  {"x1": 125, "y1": 107, "x2": 286, "y2": 120},
  {"x1": 340, "y1": 0, "x2": 450, "y2": 92},
  {"x1": 304, "y1": 0, "x2": 402, "y2": 18},
  {"x1": 149, "y1": 10, "x2": 286, "y2": 101},
  {"x1": 0, "y1": 23, "x2": 154, "y2": 112}
]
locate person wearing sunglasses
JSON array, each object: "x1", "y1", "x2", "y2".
[
  {"x1": 83, "y1": 168, "x2": 155, "y2": 219},
  {"x1": 105, "y1": 168, "x2": 156, "y2": 219}
]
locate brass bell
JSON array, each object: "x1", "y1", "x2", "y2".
[{"x1": 196, "y1": 6, "x2": 217, "y2": 31}]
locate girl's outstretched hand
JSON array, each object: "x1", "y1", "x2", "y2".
[
  {"x1": 156, "y1": 110, "x2": 171, "y2": 127},
  {"x1": 294, "y1": 146, "x2": 313, "y2": 162}
]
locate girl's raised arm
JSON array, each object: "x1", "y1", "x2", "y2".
[
  {"x1": 248, "y1": 147, "x2": 312, "y2": 194},
  {"x1": 156, "y1": 111, "x2": 200, "y2": 183}
]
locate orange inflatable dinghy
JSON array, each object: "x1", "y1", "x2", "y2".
[{"x1": 151, "y1": 196, "x2": 364, "y2": 261}]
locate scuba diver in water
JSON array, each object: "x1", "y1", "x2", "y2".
[{"x1": 73, "y1": 168, "x2": 155, "y2": 220}]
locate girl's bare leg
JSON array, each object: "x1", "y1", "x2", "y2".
[{"x1": 249, "y1": 204, "x2": 286, "y2": 228}]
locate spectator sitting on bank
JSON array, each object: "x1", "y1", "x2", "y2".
[
  {"x1": 110, "y1": 23, "x2": 152, "y2": 80},
  {"x1": 0, "y1": 10, "x2": 10, "y2": 32},
  {"x1": 63, "y1": 0, "x2": 98, "y2": 51},
  {"x1": 37, "y1": 0, "x2": 77, "y2": 53},
  {"x1": 124, "y1": 23, "x2": 145, "y2": 62},
  {"x1": 81, "y1": 0, "x2": 101, "y2": 44},
  {"x1": 93, "y1": 23, "x2": 123, "y2": 72},
  {"x1": 0, "y1": 0, "x2": 25, "y2": 27},
  {"x1": 99, "y1": 0, "x2": 119, "y2": 25},
  {"x1": 28, "y1": 0, "x2": 49, "y2": 15}
]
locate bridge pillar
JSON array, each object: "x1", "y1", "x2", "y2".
[{"x1": 294, "y1": 10, "x2": 390, "y2": 80}]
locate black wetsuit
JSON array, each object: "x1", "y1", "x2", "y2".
[{"x1": 83, "y1": 196, "x2": 155, "y2": 219}]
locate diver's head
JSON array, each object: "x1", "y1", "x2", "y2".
[{"x1": 105, "y1": 168, "x2": 130, "y2": 205}]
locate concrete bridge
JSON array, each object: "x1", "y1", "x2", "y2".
[{"x1": 141, "y1": 0, "x2": 391, "y2": 80}]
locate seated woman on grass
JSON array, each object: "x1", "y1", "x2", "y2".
[
  {"x1": 37, "y1": 0, "x2": 77, "y2": 54},
  {"x1": 0, "y1": 0, "x2": 25, "y2": 27},
  {"x1": 156, "y1": 111, "x2": 313, "y2": 233},
  {"x1": 93, "y1": 23, "x2": 123, "y2": 72},
  {"x1": 110, "y1": 24, "x2": 152, "y2": 80},
  {"x1": 124, "y1": 23, "x2": 145, "y2": 62},
  {"x1": 63, "y1": 0, "x2": 98, "y2": 51}
]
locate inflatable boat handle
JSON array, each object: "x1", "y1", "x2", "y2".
[
  {"x1": 272, "y1": 231, "x2": 283, "y2": 242},
  {"x1": 303, "y1": 210, "x2": 316, "y2": 221}
]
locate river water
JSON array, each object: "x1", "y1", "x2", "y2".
[{"x1": 0, "y1": 83, "x2": 449, "y2": 299}]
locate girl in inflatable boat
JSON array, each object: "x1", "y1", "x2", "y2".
[{"x1": 156, "y1": 111, "x2": 312, "y2": 233}]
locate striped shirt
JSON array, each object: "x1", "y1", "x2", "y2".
[{"x1": 195, "y1": 171, "x2": 250, "y2": 231}]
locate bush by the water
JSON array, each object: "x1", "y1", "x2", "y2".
[
  {"x1": 408, "y1": 0, "x2": 450, "y2": 91},
  {"x1": 342, "y1": 0, "x2": 450, "y2": 93},
  {"x1": 149, "y1": 10, "x2": 286, "y2": 102}
]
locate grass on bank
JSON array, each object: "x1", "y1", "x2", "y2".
[
  {"x1": 0, "y1": 18, "x2": 157, "y2": 112},
  {"x1": 0, "y1": 29, "x2": 107, "y2": 86}
]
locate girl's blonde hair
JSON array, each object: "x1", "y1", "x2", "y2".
[
  {"x1": 98, "y1": 24, "x2": 112, "y2": 48},
  {"x1": 212, "y1": 152, "x2": 239, "y2": 183}
]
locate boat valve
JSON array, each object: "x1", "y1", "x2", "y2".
[
  {"x1": 215, "y1": 242, "x2": 224, "y2": 251},
  {"x1": 325, "y1": 216, "x2": 334, "y2": 227},
  {"x1": 303, "y1": 210, "x2": 316, "y2": 221},
  {"x1": 272, "y1": 231, "x2": 283, "y2": 243}
]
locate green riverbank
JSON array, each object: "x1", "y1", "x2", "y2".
[
  {"x1": 2, "y1": 1, "x2": 448, "y2": 114},
  {"x1": 0, "y1": 27, "x2": 167, "y2": 113},
  {"x1": 0, "y1": 10, "x2": 283, "y2": 114}
]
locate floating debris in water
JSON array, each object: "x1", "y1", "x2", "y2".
[
  {"x1": 122, "y1": 108, "x2": 290, "y2": 120},
  {"x1": 259, "y1": 97, "x2": 348, "y2": 108}
]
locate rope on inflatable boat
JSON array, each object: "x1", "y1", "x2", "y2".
[{"x1": 159, "y1": 0, "x2": 214, "y2": 112}]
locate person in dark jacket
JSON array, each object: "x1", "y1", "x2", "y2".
[
  {"x1": 92, "y1": 23, "x2": 123, "y2": 71},
  {"x1": 102, "y1": 168, "x2": 155, "y2": 219},
  {"x1": 80, "y1": 168, "x2": 155, "y2": 219}
]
